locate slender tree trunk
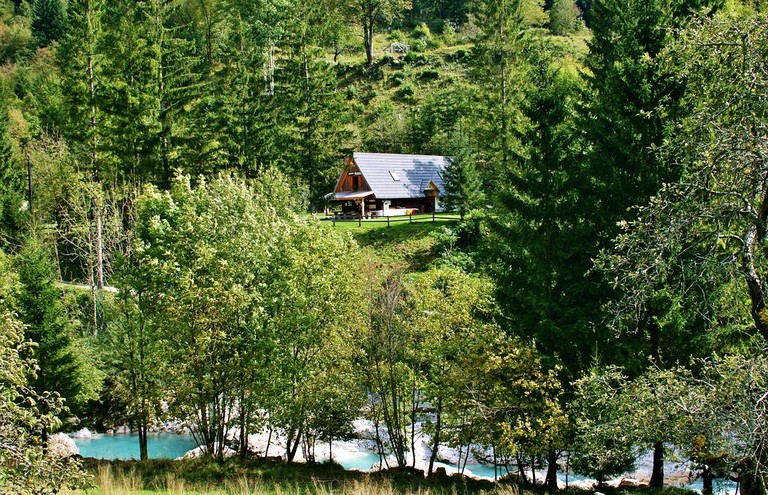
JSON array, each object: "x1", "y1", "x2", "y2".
[
  {"x1": 264, "y1": 427, "x2": 272, "y2": 457},
  {"x1": 138, "y1": 422, "x2": 148, "y2": 461},
  {"x1": 239, "y1": 393, "x2": 248, "y2": 461},
  {"x1": 286, "y1": 428, "x2": 302, "y2": 462},
  {"x1": 364, "y1": 12, "x2": 375, "y2": 66},
  {"x1": 516, "y1": 453, "x2": 528, "y2": 485},
  {"x1": 649, "y1": 316, "x2": 664, "y2": 488},
  {"x1": 410, "y1": 387, "x2": 418, "y2": 468},
  {"x1": 545, "y1": 450, "x2": 558, "y2": 490},
  {"x1": 650, "y1": 441, "x2": 664, "y2": 487},
  {"x1": 427, "y1": 396, "x2": 442, "y2": 476},
  {"x1": 701, "y1": 465, "x2": 713, "y2": 495}
]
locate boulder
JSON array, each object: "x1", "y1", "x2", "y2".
[
  {"x1": 49, "y1": 433, "x2": 79, "y2": 457},
  {"x1": 71, "y1": 428, "x2": 92, "y2": 440},
  {"x1": 620, "y1": 478, "x2": 646, "y2": 488},
  {"x1": 181, "y1": 444, "x2": 236, "y2": 459}
]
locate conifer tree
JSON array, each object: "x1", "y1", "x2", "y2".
[
  {"x1": 442, "y1": 133, "x2": 484, "y2": 220},
  {"x1": 486, "y1": 42, "x2": 594, "y2": 487},
  {"x1": 99, "y1": 0, "x2": 162, "y2": 185},
  {"x1": 31, "y1": 0, "x2": 65, "y2": 46},
  {"x1": 470, "y1": 0, "x2": 525, "y2": 178},
  {"x1": 58, "y1": 0, "x2": 106, "y2": 290},
  {"x1": 16, "y1": 238, "x2": 100, "y2": 418},
  {"x1": 582, "y1": 0, "x2": 722, "y2": 485},
  {"x1": 0, "y1": 108, "x2": 26, "y2": 247}
]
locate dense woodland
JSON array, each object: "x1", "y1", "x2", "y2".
[{"x1": 3, "y1": 0, "x2": 768, "y2": 493}]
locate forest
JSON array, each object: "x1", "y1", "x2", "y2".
[{"x1": 2, "y1": 0, "x2": 768, "y2": 493}]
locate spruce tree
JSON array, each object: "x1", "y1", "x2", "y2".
[
  {"x1": 31, "y1": 0, "x2": 65, "y2": 47},
  {"x1": 486, "y1": 43, "x2": 596, "y2": 487},
  {"x1": 442, "y1": 134, "x2": 484, "y2": 220},
  {"x1": 16, "y1": 238, "x2": 93, "y2": 417},
  {"x1": 470, "y1": 0, "x2": 525, "y2": 179},
  {"x1": 0, "y1": 108, "x2": 26, "y2": 247},
  {"x1": 99, "y1": 0, "x2": 162, "y2": 185},
  {"x1": 582, "y1": 0, "x2": 722, "y2": 485}
]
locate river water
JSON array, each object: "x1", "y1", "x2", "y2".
[{"x1": 72, "y1": 434, "x2": 735, "y2": 493}]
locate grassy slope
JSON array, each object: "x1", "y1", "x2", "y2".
[{"x1": 329, "y1": 214, "x2": 460, "y2": 271}]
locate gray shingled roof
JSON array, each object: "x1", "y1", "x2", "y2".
[{"x1": 353, "y1": 152, "x2": 447, "y2": 199}]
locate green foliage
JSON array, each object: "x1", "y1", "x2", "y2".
[
  {"x1": 0, "y1": 107, "x2": 26, "y2": 247},
  {"x1": 0, "y1": 14, "x2": 35, "y2": 62},
  {"x1": 16, "y1": 237, "x2": 103, "y2": 417},
  {"x1": 441, "y1": 132, "x2": 484, "y2": 220},
  {"x1": 0, "y1": 250, "x2": 92, "y2": 493},
  {"x1": 469, "y1": 0, "x2": 526, "y2": 177},
  {"x1": 570, "y1": 365, "x2": 636, "y2": 484},
  {"x1": 31, "y1": 0, "x2": 65, "y2": 47},
  {"x1": 487, "y1": 39, "x2": 600, "y2": 380},
  {"x1": 130, "y1": 171, "x2": 364, "y2": 460},
  {"x1": 549, "y1": 0, "x2": 582, "y2": 35}
]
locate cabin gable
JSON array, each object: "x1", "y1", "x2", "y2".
[{"x1": 331, "y1": 153, "x2": 448, "y2": 215}]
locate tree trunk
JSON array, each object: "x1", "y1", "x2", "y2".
[
  {"x1": 739, "y1": 459, "x2": 767, "y2": 495},
  {"x1": 650, "y1": 441, "x2": 664, "y2": 487},
  {"x1": 286, "y1": 428, "x2": 302, "y2": 462},
  {"x1": 701, "y1": 465, "x2": 713, "y2": 495},
  {"x1": 239, "y1": 397, "x2": 248, "y2": 461},
  {"x1": 364, "y1": 13, "x2": 375, "y2": 66},
  {"x1": 427, "y1": 396, "x2": 442, "y2": 476},
  {"x1": 545, "y1": 450, "x2": 558, "y2": 490},
  {"x1": 139, "y1": 422, "x2": 148, "y2": 461},
  {"x1": 516, "y1": 453, "x2": 528, "y2": 485}
]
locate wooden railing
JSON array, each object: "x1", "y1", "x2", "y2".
[{"x1": 327, "y1": 211, "x2": 458, "y2": 227}]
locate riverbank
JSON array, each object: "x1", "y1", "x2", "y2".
[
  {"x1": 68, "y1": 420, "x2": 700, "y2": 491},
  {"x1": 72, "y1": 457, "x2": 706, "y2": 495}
]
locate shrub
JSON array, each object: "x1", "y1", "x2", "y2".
[
  {"x1": 412, "y1": 37, "x2": 428, "y2": 52},
  {"x1": 395, "y1": 84, "x2": 414, "y2": 100},
  {"x1": 417, "y1": 69, "x2": 439, "y2": 81},
  {"x1": 389, "y1": 71, "x2": 406, "y2": 87},
  {"x1": 403, "y1": 52, "x2": 431, "y2": 65},
  {"x1": 549, "y1": 0, "x2": 584, "y2": 36},
  {"x1": 412, "y1": 22, "x2": 432, "y2": 40}
]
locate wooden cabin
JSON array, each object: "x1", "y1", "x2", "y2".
[{"x1": 332, "y1": 153, "x2": 448, "y2": 217}]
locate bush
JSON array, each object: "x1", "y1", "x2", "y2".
[
  {"x1": 412, "y1": 22, "x2": 432, "y2": 40},
  {"x1": 389, "y1": 71, "x2": 406, "y2": 87},
  {"x1": 0, "y1": 19, "x2": 34, "y2": 63},
  {"x1": 364, "y1": 89, "x2": 378, "y2": 102},
  {"x1": 395, "y1": 84, "x2": 414, "y2": 100},
  {"x1": 549, "y1": 0, "x2": 584, "y2": 36},
  {"x1": 412, "y1": 37, "x2": 428, "y2": 52},
  {"x1": 403, "y1": 52, "x2": 431, "y2": 65},
  {"x1": 417, "y1": 69, "x2": 439, "y2": 81}
]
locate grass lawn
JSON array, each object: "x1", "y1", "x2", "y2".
[{"x1": 324, "y1": 214, "x2": 460, "y2": 271}]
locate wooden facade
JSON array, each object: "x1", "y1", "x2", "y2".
[{"x1": 332, "y1": 153, "x2": 447, "y2": 217}]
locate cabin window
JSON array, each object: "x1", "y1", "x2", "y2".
[{"x1": 352, "y1": 175, "x2": 360, "y2": 190}]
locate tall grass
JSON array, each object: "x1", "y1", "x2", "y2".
[
  {"x1": 98, "y1": 464, "x2": 142, "y2": 495},
  {"x1": 86, "y1": 466, "x2": 522, "y2": 495}
]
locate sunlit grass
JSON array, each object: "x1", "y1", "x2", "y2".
[{"x1": 68, "y1": 467, "x2": 524, "y2": 495}]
